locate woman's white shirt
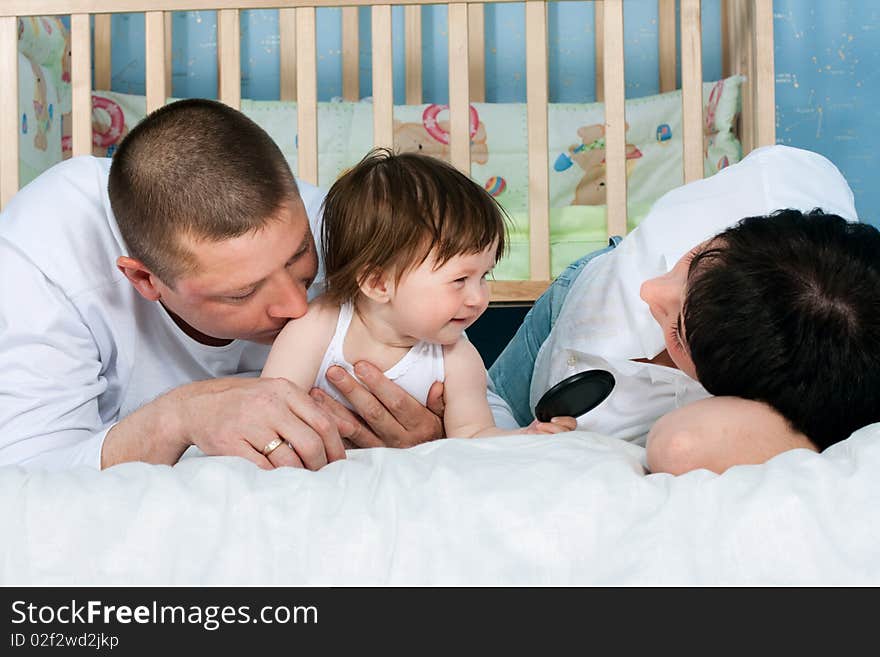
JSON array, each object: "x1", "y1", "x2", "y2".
[{"x1": 530, "y1": 145, "x2": 858, "y2": 445}]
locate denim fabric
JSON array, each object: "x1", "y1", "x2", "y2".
[{"x1": 487, "y1": 236, "x2": 623, "y2": 426}]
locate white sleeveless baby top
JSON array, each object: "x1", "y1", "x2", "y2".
[{"x1": 314, "y1": 302, "x2": 446, "y2": 411}]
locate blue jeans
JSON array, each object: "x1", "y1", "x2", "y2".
[{"x1": 488, "y1": 236, "x2": 622, "y2": 426}]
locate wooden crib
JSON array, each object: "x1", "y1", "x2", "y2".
[{"x1": 0, "y1": 0, "x2": 775, "y2": 302}]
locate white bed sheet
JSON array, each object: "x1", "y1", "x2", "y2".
[{"x1": 3, "y1": 425, "x2": 879, "y2": 586}]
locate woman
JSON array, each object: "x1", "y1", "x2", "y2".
[{"x1": 489, "y1": 145, "x2": 880, "y2": 474}]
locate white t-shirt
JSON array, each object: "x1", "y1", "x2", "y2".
[
  {"x1": 0, "y1": 156, "x2": 516, "y2": 471},
  {"x1": 530, "y1": 145, "x2": 858, "y2": 445}
]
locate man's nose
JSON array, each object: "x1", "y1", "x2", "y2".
[{"x1": 266, "y1": 276, "x2": 309, "y2": 320}]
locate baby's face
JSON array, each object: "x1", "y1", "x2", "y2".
[
  {"x1": 638, "y1": 241, "x2": 710, "y2": 380},
  {"x1": 388, "y1": 243, "x2": 497, "y2": 346}
]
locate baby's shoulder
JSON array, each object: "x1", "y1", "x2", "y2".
[
  {"x1": 307, "y1": 295, "x2": 342, "y2": 323},
  {"x1": 275, "y1": 296, "x2": 340, "y2": 343},
  {"x1": 442, "y1": 336, "x2": 483, "y2": 371}
]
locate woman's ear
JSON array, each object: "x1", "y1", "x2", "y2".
[
  {"x1": 358, "y1": 267, "x2": 394, "y2": 304},
  {"x1": 117, "y1": 256, "x2": 163, "y2": 301}
]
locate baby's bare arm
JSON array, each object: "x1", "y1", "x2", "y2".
[{"x1": 442, "y1": 339, "x2": 575, "y2": 438}]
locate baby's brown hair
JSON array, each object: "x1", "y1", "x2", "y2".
[{"x1": 320, "y1": 148, "x2": 508, "y2": 303}]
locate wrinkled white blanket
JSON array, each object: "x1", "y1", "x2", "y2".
[{"x1": 3, "y1": 426, "x2": 879, "y2": 586}]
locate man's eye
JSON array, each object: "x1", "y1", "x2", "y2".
[{"x1": 227, "y1": 289, "x2": 256, "y2": 301}]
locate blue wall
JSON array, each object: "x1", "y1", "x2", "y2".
[
  {"x1": 773, "y1": 0, "x2": 879, "y2": 226},
  {"x1": 101, "y1": 0, "x2": 880, "y2": 225}
]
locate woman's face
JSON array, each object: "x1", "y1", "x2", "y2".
[{"x1": 638, "y1": 241, "x2": 710, "y2": 380}]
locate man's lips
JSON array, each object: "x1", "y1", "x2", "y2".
[{"x1": 257, "y1": 326, "x2": 286, "y2": 339}]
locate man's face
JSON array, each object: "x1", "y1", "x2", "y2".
[
  {"x1": 155, "y1": 201, "x2": 318, "y2": 345},
  {"x1": 638, "y1": 240, "x2": 711, "y2": 380}
]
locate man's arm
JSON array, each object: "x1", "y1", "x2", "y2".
[
  {"x1": 0, "y1": 242, "x2": 343, "y2": 472},
  {"x1": 0, "y1": 242, "x2": 117, "y2": 470},
  {"x1": 100, "y1": 376, "x2": 345, "y2": 470},
  {"x1": 646, "y1": 396, "x2": 818, "y2": 475}
]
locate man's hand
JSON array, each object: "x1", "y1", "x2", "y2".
[
  {"x1": 309, "y1": 362, "x2": 445, "y2": 449},
  {"x1": 102, "y1": 377, "x2": 346, "y2": 470}
]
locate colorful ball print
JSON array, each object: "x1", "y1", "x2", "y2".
[{"x1": 484, "y1": 176, "x2": 507, "y2": 197}]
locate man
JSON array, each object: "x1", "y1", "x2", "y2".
[{"x1": 0, "y1": 98, "x2": 516, "y2": 471}]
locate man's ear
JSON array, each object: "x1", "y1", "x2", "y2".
[
  {"x1": 117, "y1": 256, "x2": 163, "y2": 302},
  {"x1": 358, "y1": 267, "x2": 394, "y2": 304}
]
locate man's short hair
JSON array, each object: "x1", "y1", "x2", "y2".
[
  {"x1": 108, "y1": 98, "x2": 300, "y2": 284},
  {"x1": 320, "y1": 148, "x2": 508, "y2": 304},
  {"x1": 685, "y1": 208, "x2": 880, "y2": 450}
]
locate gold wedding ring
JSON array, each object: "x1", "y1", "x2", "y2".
[{"x1": 261, "y1": 438, "x2": 283, "y2": 456}]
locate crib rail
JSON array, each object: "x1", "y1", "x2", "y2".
[{"x1": 0, "y1": 0, "x2": 776, "y2": 302}]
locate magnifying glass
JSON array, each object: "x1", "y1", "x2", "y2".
[{"x1": 534, "y1": 369, "x2": 615, "y2": 423}]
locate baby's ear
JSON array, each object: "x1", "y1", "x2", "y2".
[{"x1": 357, "y1": 267, "x2": 394, "y2": 304}]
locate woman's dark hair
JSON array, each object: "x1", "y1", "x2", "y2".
[{"x1": 684, "y1": 208, "x2": 880, "y2": 450}]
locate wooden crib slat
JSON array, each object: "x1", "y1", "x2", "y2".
[
  {"x1": 739, "y1": 0, "x2": 755, "y2": 156},
  {"x1": 680, "y1": 0, "x2": 703, "y2": 184},
  {"x1": 448, "y1": 3, "x2": 470, "y2": 174},
  {"x1": 296, "y1": 7, "x2": 318, "y2": 185},
  {"x1": 279, "y1": 8, "x2": 297, "y2": 101},
  {"x1": 165, "y1": 12, "x2": 173, "y2": 97},
  {"x1": 725, "y1": 0, "x2": 754, "y2": 154},
  {"x1": 658, "y1": 0, "x2": 676, "y2": 93},
  {"x1": 0, "y1": 15, "x2": 18, "y2": 208},
  {"x1": 525, "y1": 0, "x2": 549, "y2": 282},
  {"x1": 94, "y1": 15, "x2": 112, "y2": 91},
  {"x1": 371, "y1": 5, "x2": 394, "y2": 150},
  {"x1": 71, "y1": 14, "x2": 92, "y2": 158},
  {"x1": 754, "y1": 0, "x2": 775, "y2": 147},
  {"x1": 146, "y1": 12, "x2": 167, "y2": 113},
  {"x1": 342, "y1": 7, "x2": 360, "y2": 101},
  {"x1": 721, "y1": 0, "x2": 733, "y2": 78},
  {"x1": 468, "y1": 4, "x2": 485, "y2": 102},
  {"x1": 5, "y1": 1, "x2": 533, "y2": 16},
  {"x1": 489, "y1": 280, "x2": 552, "y2": 303},
  {"x1": 594, "y1": 1, "x2": 604, "y2": 102},
  {"x1": 603, "y1": 0, "x2": 627, "y2": 238},
  {"x1": 217, "y1": 9, "x2": 241, "y2": 109},
  {"x1": 404, "y1": 6, "x2": 422, "y2": 104}
]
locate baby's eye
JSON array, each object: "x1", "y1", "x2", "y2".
[{"x1": 453, "y1": 277, "x2": 467, "y2": 285}]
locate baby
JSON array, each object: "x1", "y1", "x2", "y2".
[{"x1": 262, "y1": 149, "x2": 574, "y2": 439}]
